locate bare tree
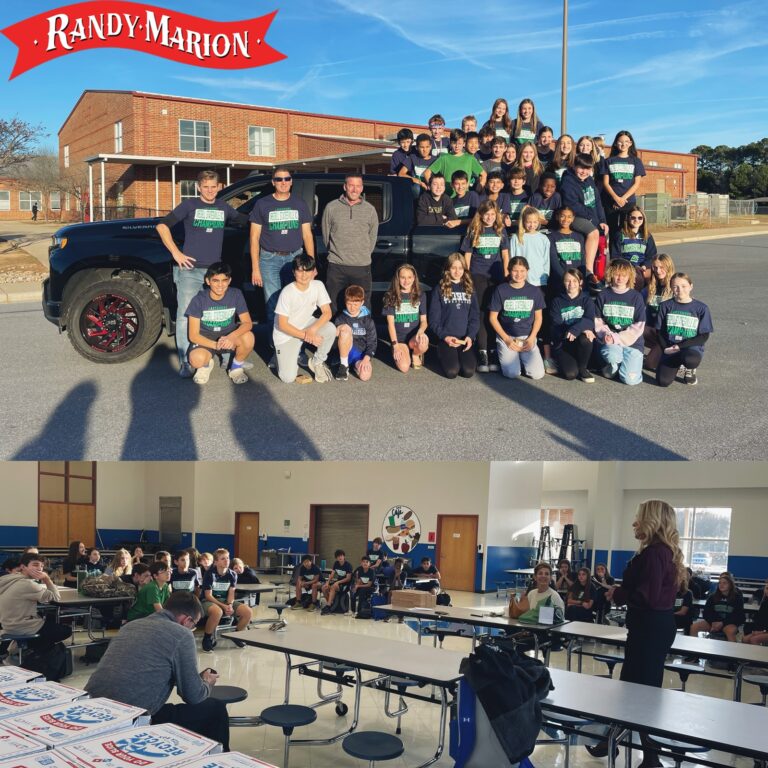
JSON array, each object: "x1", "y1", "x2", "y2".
[
  {"x1": 0, "y1": 117, "x2": 45, "y2": 175},
  {"x1": 17, "y1": 149, "x2": 61, "y2": 222}
]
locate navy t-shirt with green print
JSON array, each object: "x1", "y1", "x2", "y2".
[
  {"x1": 548, "y1": 230, "x2": 585, "y2": 284},
  {"x1": 170, "y1": 568, "x2": 201, "y2": 593},
  {"x1": 331, "y1": 560, "x2": 353, "y2": 582},
  {"x1": 595, "y1": 288, "x2": 646, "y2": 351},
  {"x1": 600, "y1": 156, "x2": 646, "y2": 201},
  {"x1": 249, "y1": 193, "x2": 311, "y2": 253},
  {"x1": 610, "y1": 231, "x2": 657, "y2": 267},
  {"x1": 185, "y1": 287, "x2": 248, "y2": 341},
  {"x1": 161, "y1": 198, "x2": 244, "y2": 267},
  {"x1": 202, "y1": 568, "x2": 237, "y2": 600},
  {"x1": 489, "y1": 281, "x2": 545, "y2": 338},
  {"x1": 656, "y1": 298, "x2": 713, "y2": 353},
  {"x1": 460, "y1": 226, "x2": 509, "y2": 280},
  {"x1": 383, "y1": 291, "x2": 427, "y2": 343}
]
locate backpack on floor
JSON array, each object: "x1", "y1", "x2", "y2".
[
  {"x1": 330, "y1": 590, "x2": 350, "y2": 614},
  {"x1": 23, "y1": 643, "x2": 72, "y2": 682},
  {"x1": 81, "y1": 640, "x2": 110, "y2": 666},
  {"x1": 436, "y1": 592, "x2": 451, "y2": 606},
  {"x1": 356, "y1": 594, "x2": 372, "y2": 619},
  {"x1": 371, "y1": 593, "x2": 388, "y2": 620}
]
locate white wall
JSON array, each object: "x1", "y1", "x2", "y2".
[
  {"x1": 487, "y1": 463, "x2": 544, "y2": 548},
  {"x1": 0, "y1": 462, "x2": 37, "y2": 525},
  {"x1": 96, "y1": 462, "x2": 146, "y2": 530}
]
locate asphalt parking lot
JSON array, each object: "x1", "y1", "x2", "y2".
[{"x1": 0, "y1": 235, "x2": 765, "y2": 461}]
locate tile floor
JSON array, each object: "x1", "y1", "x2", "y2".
[{"x1": 62, "y1": 590, "x2": 763, "y2": 767}]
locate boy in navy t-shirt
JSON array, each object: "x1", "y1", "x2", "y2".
[
  {"x1": 353, "y1": 556, "x2": 376, "y2": 618},
  {"x1": 416, "y1": 174, "x2": 461, "y2": 227},
  {"x1": 410, "y1": 557, "x2": 441, "y2": 595},
  {"x1": 390, "y1": 128, "x2": 415, "y2": 175},
  {"x1": 156, "y1": 169, "x2": 248, "y2": 378},
  {"x1": 398, "y1": 133, "x2": 435, "y2": 198},
  {"x1": 201, "y1": 548, "x2": 252, "y2": 652},
  {"x1": 427, "y1": 114, "x2": 450, "y2": 157},
  {"x1": 450, "y1": 171, "x2": 481, "y2": 220},
  {"x1": 334, "y1": 285, "x2": 377, "y2": 382},
  {"x1": 321, "y1": 549, "x2": 353, "y2": 614},
  {"x1": 292, "y1": 554, "x2": 322, "y2": 611},
  {"x1": 171, "y1": 550, "x2": 201, "y2": 595},
  {"x1": 185, "y1": 262, "x2": 255, "y2": 385}
]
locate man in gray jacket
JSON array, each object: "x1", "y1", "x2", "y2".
[
  {"x1": 84, "y1": 591, "x2": 228, "y2": 749},
  {"x1": 321, "y1": 173, "x2": 379, "y2": 312}
]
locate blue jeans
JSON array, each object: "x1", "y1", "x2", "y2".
[
  {"x1": 599, "y1": 343, "x2": 643, "y2": 385},
  {"x1": 261, "y1": 249, "x2": 301, "y2": 327},
  {"x1": 173, "y1": 266, "x2": 206, "y2": 366}
]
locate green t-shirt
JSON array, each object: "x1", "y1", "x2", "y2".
[
  {"x1": 429, "y1": 153, "x2": 484, "y2": 186},
  {"x1": 127, "y1": 581, "x2": 170, "y2": 621}
]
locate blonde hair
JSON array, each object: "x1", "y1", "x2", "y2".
[
  {"x1": 605, "y1": 258, "x2": 635, "y2": 288},
  {"x1": 515, "y1": 141, "x2": 544, "y2": 177},
  {"x1": 634, "y1": 500, "x2": 685, "y2": 584},
  {"x1": 516, "y1": 205, "x2": 541, "y2": 244},
  {"x1": 108, "y1": 548, "x2": 132, "y2": 578},
  {"x1": 647, "y1": 253, "x2": 675, "y2": 305}
]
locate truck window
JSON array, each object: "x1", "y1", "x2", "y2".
[
  {"x1": 313, "y1": 182, "x2": 390, "y2": 228},
  {"x1": 221, "y1": 181, "x2": 273, "y2": 216}
]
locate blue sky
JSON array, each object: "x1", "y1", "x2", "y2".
[{"x1": 1, "y1": 0, "x2": 767, "y2": 155}]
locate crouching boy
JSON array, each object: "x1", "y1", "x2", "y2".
[{"x1": 334, "y1": 285, "x2": 377, "y2": 381}]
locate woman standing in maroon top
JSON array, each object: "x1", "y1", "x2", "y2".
[{"x1": 588, "y1": 500, "x2": 684, "y2": 767}]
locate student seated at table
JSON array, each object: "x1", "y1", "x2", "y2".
[
  {"x1": 61, "y1": 540, "x2": 87, "y2": 588},
  {"x1": 127, "y1": 561, "x2": 171, "y2": 622},
  {"x1": 231, "y1": 558, "x2": 261, "y2": 605},
  {"x1": 750, "y1": 579, "x2": 767, "y2": 605},
  {"x1": 0, "y1": 557, "x2": 21, "y2": 577},
  {"x1": 198, "y1": 552, "x2": 214, "y2": 579},
  {"x1": 0, "y1": 552, "x2": 72, "y2": 674},
  {"x1": 171, "y1": 550, "x2": 202, "y2": 596},
  {"x1": 410, "y1": 557, "x2": 441, "y2": 595},
  {"x1": 321, "y1": 549, "x2": 353, "y2": 615},
  {"x1": 291, "y1": 554, "x2": 322, "y2": 611},
  {"x1": 353, "y1": 556, "x2": 376, "y2": 618},
  {"x1": 674, "y1": 577, "x2": 694, "y2": 634},
  {"x1": 554, "y1": 558, "x2": 575, "y2": 600},
  {"x1": 512, "y1": 562, "x2": 565, "y2": 615},
  {"x1": 105, "y1": 549, "x2": 132, "y2": 580},
  {"x1": 686, "y1": 567, "x2": 711, "y2": 600},
  {"x1": 85, "y1": 548, "x2": 106, "y2": 575},
  {"x1": 201, "y1": 548, "x2": 253, "y2": 652},
  {"x1": 154, "y1": 550, "x2": 172, "y2": 569},
  {"x1": 565, "y1": 567, "x2": 595, "y2": 621},
  {"x1": 689, "y1": 571, "x2": 745, "y2": 642},
  {"x1": 130, "y1": 562, "x2": 151, "y2": 589},
  {"x1": 743, "y1": 579, "x2": 768, "y2": 646},
  {"x1": 367, "y1": 537, "x2": 389, "y2": 571}
]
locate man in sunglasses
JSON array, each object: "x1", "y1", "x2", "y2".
[
  {"x1": 85, "y1": 591, "x2": 229, "y2": 750},
  {"x1": 250, "y1": 167, "x2": 314, "y2": 331}
]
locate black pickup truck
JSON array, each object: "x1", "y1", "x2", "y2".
[{"x1": 43, "y1": 173, "x2": 466, "y2": 363}]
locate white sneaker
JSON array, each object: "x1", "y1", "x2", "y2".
[
  {"x1": 308, "y1": 356, "x2": 332, "y2": 383},
  {"x1": 193, "y1": 357, "x2": 215, "y2": 384}
]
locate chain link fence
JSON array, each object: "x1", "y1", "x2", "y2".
[{"x1": 638, "y1": 194, "x2": 758, "y2": 226}]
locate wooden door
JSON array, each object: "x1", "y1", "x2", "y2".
[
  {"x1": 68, "y1": 505, "x2": 96, "y2": 546},
  {"x1": 436, "y1": 515, "x2": 478, "y2": 591},
  {"x1": 235, "y1": 512, "x2": 260, "y2": 567},
  {"x1": 38, "y1": 502, "x2": 68, "y2": 547}
]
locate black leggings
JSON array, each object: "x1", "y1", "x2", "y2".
[
  {"x1": 556, "y1": 335, "x2": 594, "y2": 379},
  {"x1": 470, "y1": 272, "x2": 497, "y2": 353},
  {"x1": 656, "y1": 349, "x2": 703, "y2": 387},
  {"x1": 29, "y1": 613, "x2": 72, "y2": 654},
  {"x1": 153, "y1": 698, "x2": 230, "y2": 751},
  {"x1": 437, "y1": 340, "x2": 477, "y2": 379}
]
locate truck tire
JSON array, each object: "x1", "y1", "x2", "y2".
[{"x1": 66, "y1": 275, "x2": 163, "y2": 363}]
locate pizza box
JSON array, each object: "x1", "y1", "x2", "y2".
[
  {"x1": 0, "y1": 751, "x2": 78, "y2": 768},
  {"x1": 5, "y1": 699, "x2": 150, "y2": 748},
  {"x1": 0, "y1": 724, "x2": 48, "y2": 759},
  {"x1": 182, "y1": 753, "x2": 277, "y2": 768},
  {"x1": 390, "y1": 590, "x2": 436, "y2": 609},
  {"x1": 0, "y1": 685, "x2": 86, "y2": 721},
  {"x1": 0, "y1": 670, "x2": 45, "y2": 688},
  {"x1": 57, "y1": 724, "x2": 221, "y2": 768}
]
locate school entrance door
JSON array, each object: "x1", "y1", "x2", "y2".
[
  {"x1": 436, "y1": 514, "x2": 478, "y2": 592},
  {"x1": 235, "y1": 512, "x2": 260, "y2": 567},
  {"x1": 310, "y1": 505, "x2": 369, "y2": 568}
]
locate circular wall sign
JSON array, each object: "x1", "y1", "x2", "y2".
[{"x1": 382, "y1": 505, "x2": 421, "y2": 554}]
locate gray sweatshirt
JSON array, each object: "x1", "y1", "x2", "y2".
[
  {"x1": 84, "y1": 610, "x2": 212, "y2": 715},
  {"x1": 321, "y1": 195, "x2": 379, "y2": 267},
  {"x1": 0, "y1": 573, "x2": 60, "y2": 634}
]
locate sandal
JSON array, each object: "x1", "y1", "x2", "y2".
[
  {"x1": 412, "y1": 354, "x2": 423, "y2": 369},
  {"x1": 228, "y1": 367, "x2": 249, "y2": 385}
]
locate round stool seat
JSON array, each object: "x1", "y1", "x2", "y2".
[
  {"x1": 594, "y1": 654, "x2": 624, "y2": 664},
  {"x1": 744, "y1": 674, "x2": 768, "y2": 692},
  {"x1": 649, "y1": 736, "x2": 709, "y2": 753},
  {"x1": 268, "y1": 603, "x2": 286, "y2": 616},
  {"x1": 260, "y1": 704, "x2": 317, "y2": 730},
  {"x1": 343, "y1": 731, "x2": 405, "y2": 762},
  {"x1": 546, "y1": 713, "x2": 593, "y2": 726},
  {"x1": 210, "y1": 685, "x2": 248, "y2": 704},
  {"x1": 324, "y1": 662, "x2": 354, "y2": 673},
  {"x1": 390, "y1": 676, "x2": 420, "y2": 691},
  {"x1": 0, "y1": 633, "x2": 39, "y2": 641},
  {"x1": 665, "y1": 662, "x2": 705, "y2": 674}
]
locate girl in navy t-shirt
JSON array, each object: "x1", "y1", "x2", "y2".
[
  {"x1": 610, "y1": 206, "x2": 657, "y2": 288},
  {"x1": 549, "y1": 268, "x2": 596, "y2": 383},
  {"x1": 516, "y1": 142, "x2": 544, "y2": 196},
  {"x1": 428, "y1": 253, "x2": 480, "y2": 379},
  {"x1": 643, "y1": 253, "x2": 676, "y2": 371},
  {"x1": 655, "y1": 272, "x2": 713, "y2": 387},
  {"x1": 594, "y1": 259, "x2": 646, "y2": 385},
  {"x1": 460, "y1": 201, "x2": 510, "y2": 373},
  {"x1": 382, "y1": 264, "x2": 429, "y2": 373},
  {"x1": 511, "y1": 98, "x2": 543, "y2": 146},
  {"x1": 548, "y1": 134, "x2": 575, "y2": 183},
  {"x1": 489, "y1": 256, "x2": 545, "y2": 380},
  {"x1": 482, "y1": 97, "x2": 513, "y2": 142},
  {"x1": 601, "y1": 130, "x2": 646, "y2": 233}
]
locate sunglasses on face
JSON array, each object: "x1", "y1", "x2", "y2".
[
  {"x1": 273, "y1": 176, "x2": 291, "y2": 182},
  {"x1": 629, "y1": 216, "x2": 644, "y2": 221}
]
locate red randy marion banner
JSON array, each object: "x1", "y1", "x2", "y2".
[{"x1": 1, "y1": 1, "x2": 286, "y2": 79}]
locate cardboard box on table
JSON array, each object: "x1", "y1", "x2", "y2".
[
  {"x1": 0, "y1": 723, "x2": 48, "y2": 760},
  {"x1": 4, "y1": 698, "x2": 149, "y2": 749},
  {"x1": 0, "y1": 750, "x2": 78, "y2": 768},
  {"x1": 390, "y1": 590, "x2": 437, "y2": 609},
  {"x1": 0, "y1": 669, "x2": 45, "y2": 687},
  {"x1": 57, "y1": 724, "x2": 221, "y2": 768},
  {"x1": 0, "y1": 684, "x2": 86, "y2": 721},
  {"x1": 182, "y1": 752, "x2": 277, "y2": 768}
]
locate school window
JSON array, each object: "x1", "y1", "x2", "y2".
[
  {"x1": 540, "y1": 508, "x2": 574, "y2": 540},
  {"x1": 676, "y1": 507, "x2": 731, "y2": 575},
  {"x1": 0, "y1": 191, "x2": 9, "y2": 211},
  {"x1": 179, "y1": 119, "x2": 210, "y2": 152},
  {"x1": 647, "y1": 160, "x2": 658, "y2": 167},
  {"x1": 64, "y1": 145, "x2": 70, "y2": 168},
  {"x1": 49, "y1": 191, "x2": 61, "y2": 210},
  {"x1": 673, "y1": 163, "x2": 683, "y2": 169},
  {"x1": 114, "y1": 121, "x2": 123, "y2": 153},
  {"x1": 19, "y1": 191, "x2": 42, "y2": 211},
  {"x1": 65, "y1": 192, "x2": 71, "y2": 211},
  {"x1": 248, "y1": 126, "x2": 276, "y2": 157},
  {"x1": 180, "y1": 180, "x2": 197, "y2": 200}
]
